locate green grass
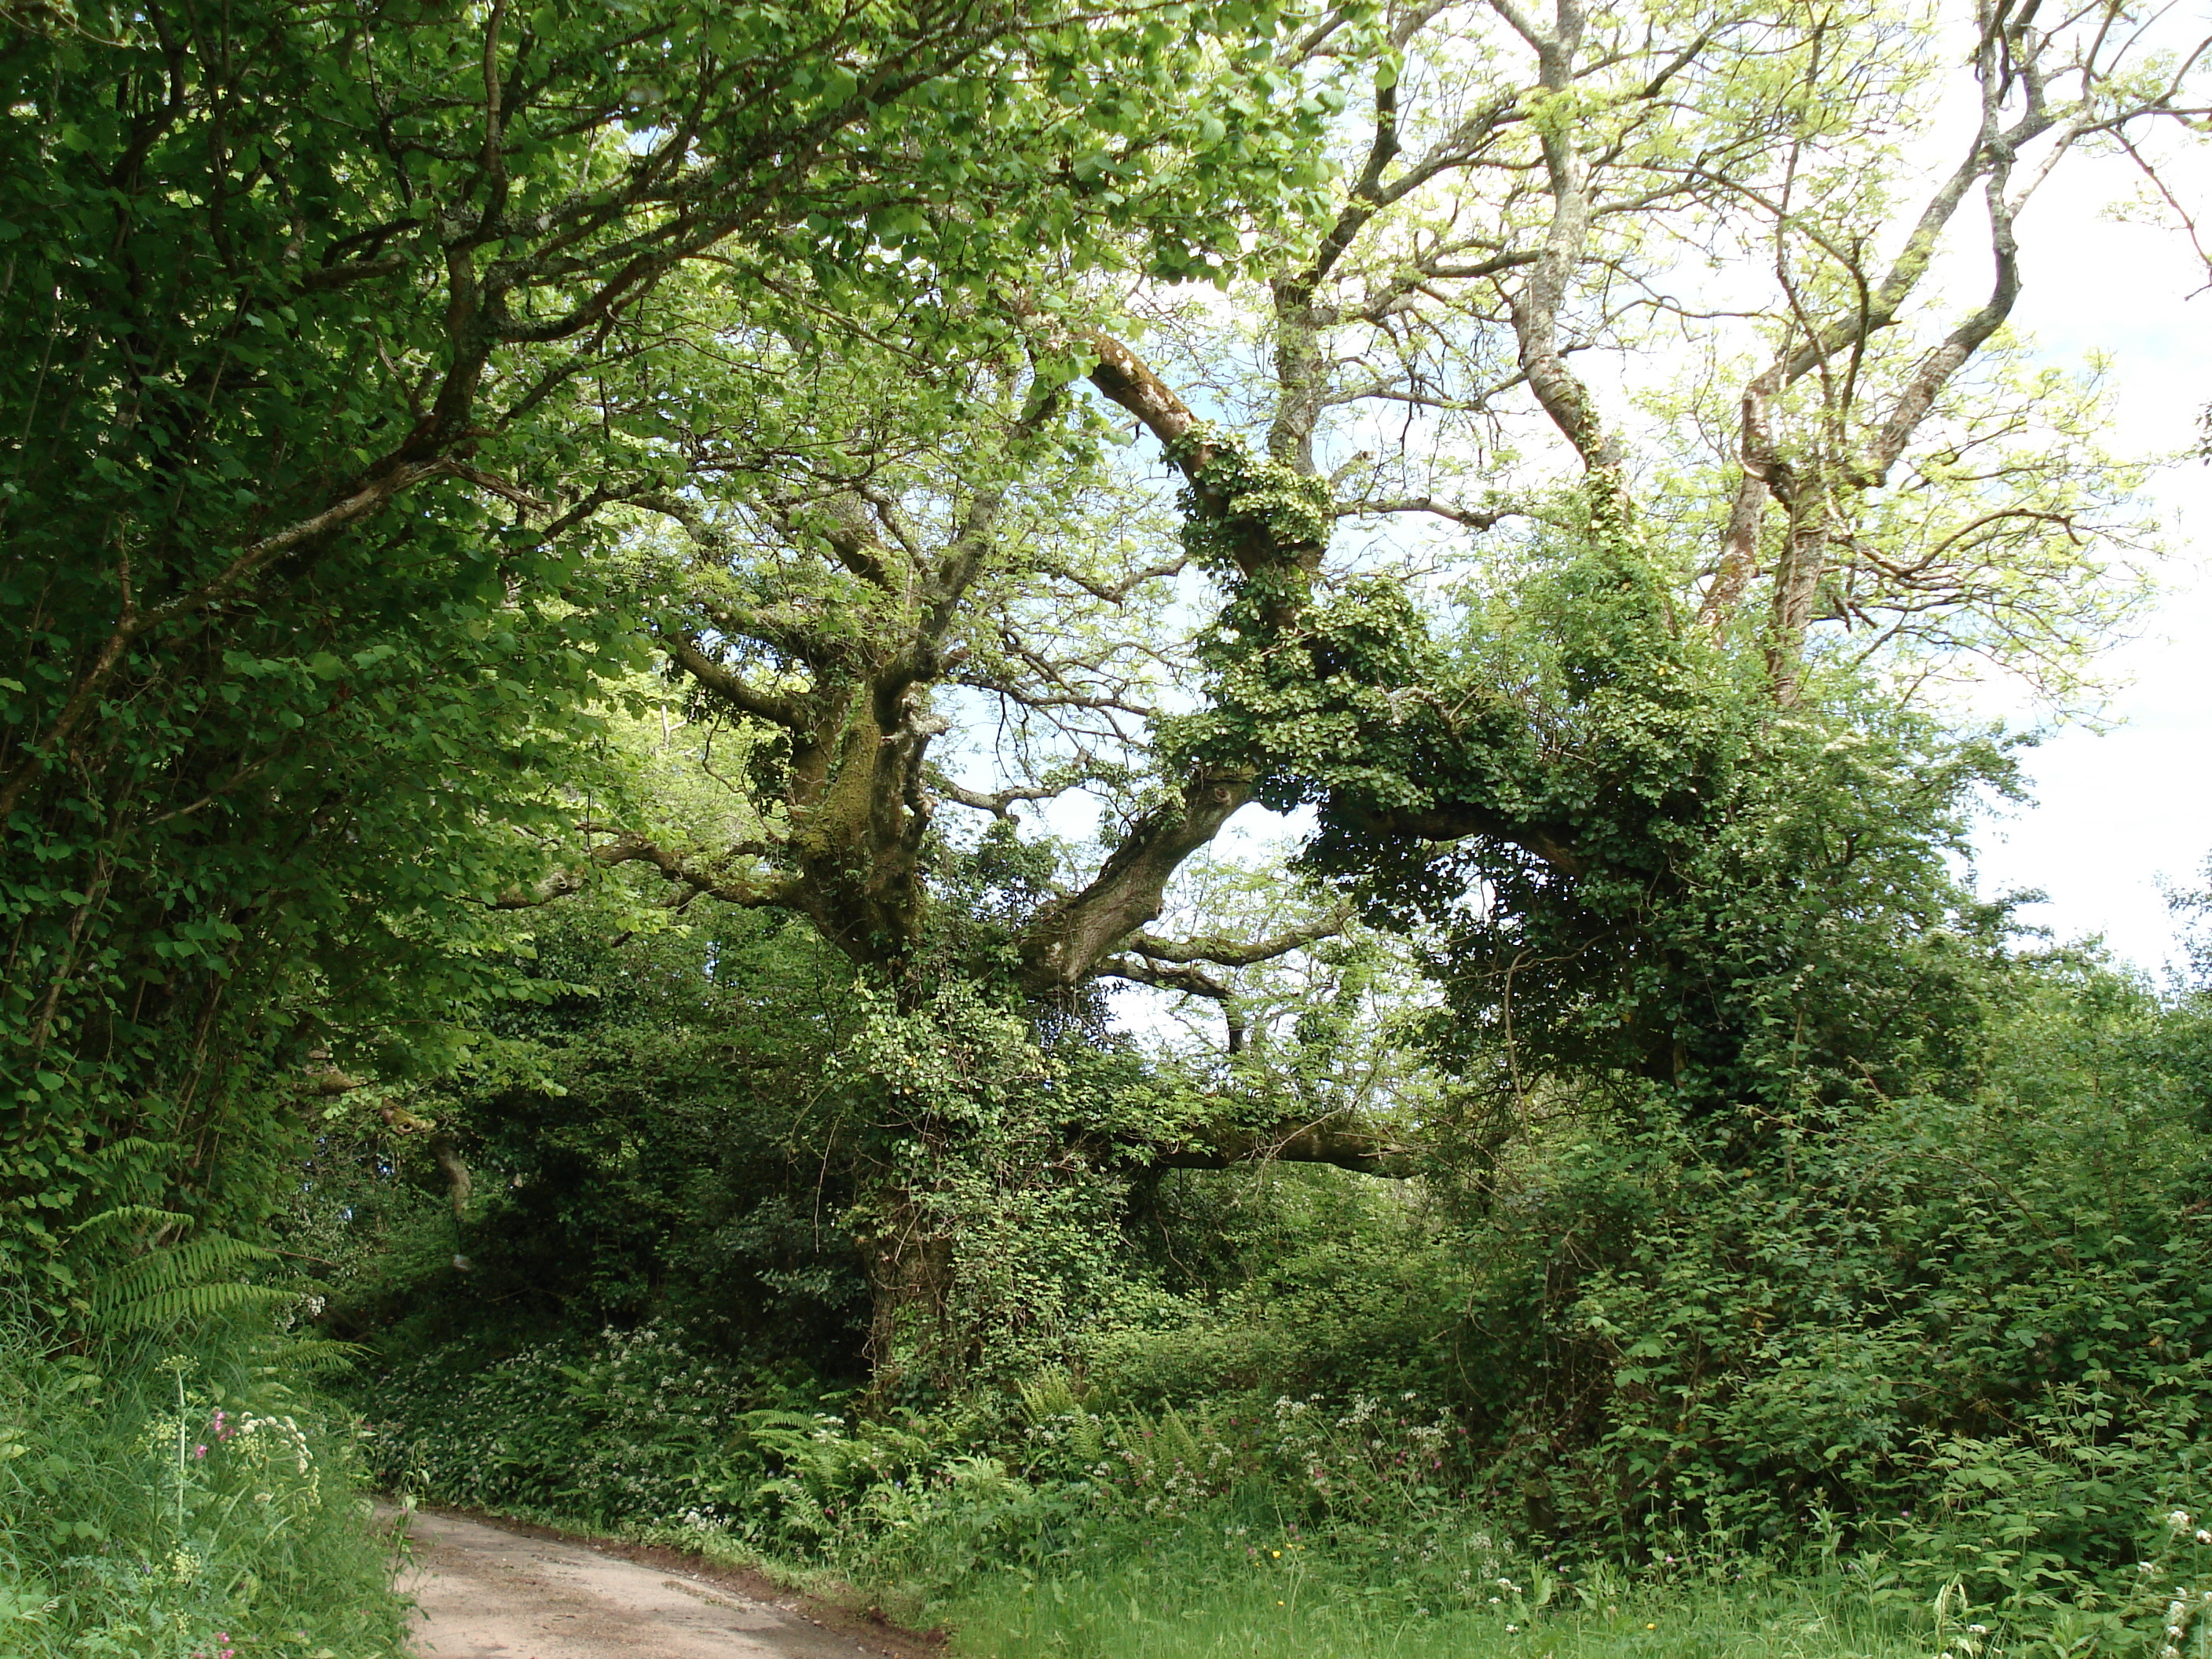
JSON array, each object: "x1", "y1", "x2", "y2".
[
  {"x1": 934, "y1": 1507, "x2": 1936, "y2": 1659},
  {"x1": 947, "y1": 1578, "x2": 1926, "y2": 1659},
  {"x1": 0, "y1": 1319, "x2": 409, "y2": 1659}
]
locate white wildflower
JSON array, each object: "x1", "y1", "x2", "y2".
[{"x1": 2174, "y1": 1511, "x2": 2196, "y2": 1532}]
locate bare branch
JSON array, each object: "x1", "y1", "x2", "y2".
[
  {"x1": 1038, "y1": 555, "x2": 1188, "y2": 604},
  {"x1": 1334, "y1": 495, "x2": 1522, "y2": 530},
  {"x1": 958, "y1": 676, "x2": 1158, "y2": 718},
  {"x1": 934, "y1": 778, "x2": 1071, "y2": 820},
  {"x1": 1097, "y1": 954, "x2": 1234, "y2": 1000}
]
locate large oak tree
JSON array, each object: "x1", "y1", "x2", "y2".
[{"x1": 588, "y1": 0, "x2": 2202, "y2": 1064}]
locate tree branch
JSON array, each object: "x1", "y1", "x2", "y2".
[
  {"x1": 1333, "y1": 495, "x2": 1521, "y2": 530},
  {"x1": 1121, "y1": 905, "x2": 1353, "y2": 969},
  {"x1": 1038, "y1": 555, "x2": 1188, "y2": 604},
  {"x1": 1016, "y1": 769, "x2": 1254, "y2": 997},
  {"x1": 660, "y1": 632, "x2": 808, "y2": 729},
  {"x1": 1097, "y1": 955, "x2": 1234, "y2": 1000},
  {"x1": 933, "y1": 779, "x2": 1069, "y2": 821},
  {"x1": 1146, "y1": 1112, "x2": 1415, "y2": 1177},
  {"x1": 494, "y1": 829, "x2": 799, "y2": 910}
]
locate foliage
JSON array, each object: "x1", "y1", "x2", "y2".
[
  {"x1": 301, "y1": 894, "x2": 875, "y2": 1363},
  {"x1": 361, "y1": 1305, "x2": 2212, "y2": 1658},
  {"x1": 481, "y1": 0, "x2": 2200, "y2": 1229},
  {"x1": 346, "y1": 929, "x2": 2212, "y2": 1656},
  {"x1": 365, "y1": 1322, "x2": 815, "y2": 1534},
  {"x1": 0, "y1": 1319, "x2": 405, "y2": 1658},
  {"x1": 0, "y1": 491, "x2": 621, "y2": 1306},
  {"x1": 1155, "y1": 499, "x2": 2011, "y2": 1133},
  {"x1": 363, "y1": 1313, "x2": 1484, "y2": 1588},
  {"x1": 9, "y1": 2, "x2": 2208, "y2": 1654},
  {"x1": 1437, "y1": 950, "x2": 2212, "y2": 1599},
  {"x1": 0, "y1": 0, "x2": 1337, "y2": 1309},
  {"x1": 938, "y1": 1513, "x2": 1928, "y2": 1659},
  {"x1": 302, "y1": 880, "x2": 1214, "y2": 1387},
  {"x1": 1083, "y1": 1163, "x2": 1465, "y2": 1405}
]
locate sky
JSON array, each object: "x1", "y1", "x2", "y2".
[{"x1": 1959, "y1": 149, "x2": 2211, "y2": 977}]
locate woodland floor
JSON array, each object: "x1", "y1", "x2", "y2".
[{"x1": 388, "y1": 1507, "x2": 938, "y2": 1659}]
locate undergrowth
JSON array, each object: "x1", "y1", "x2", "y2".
[
  {"x1": 935, "y1": 1498, "x2": 2212, "y2": 1659},
  {"x1": 364, "y1": 1323, "x2": 2212, "y2": 1659},
  {"x1": 938, "y1": 1507, "x2": 1919, "y2": 1659},
  {"x1": 0, "y1": 1317, "x2": 408, "y2": 1659}
]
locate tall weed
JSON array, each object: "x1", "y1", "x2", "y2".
[{"x1": 0, "y1": 1319, "x2": 405, "y2": 1658}]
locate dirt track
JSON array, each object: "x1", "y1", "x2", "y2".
[{"x1": 395, "y1": 1507, "x2": 924, "y2": 1659}]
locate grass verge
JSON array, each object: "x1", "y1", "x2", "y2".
[
  {"x1": 936, "y1": 1510, "x2": 1932, "y2": 1659},
  {"x1": 0, "y1": 1320, "x2": 408, "y2": 1659}
]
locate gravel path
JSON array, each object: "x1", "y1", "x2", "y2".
[{"x1": 395, "y1": 1507, "x2": 910, "y2": 1659}]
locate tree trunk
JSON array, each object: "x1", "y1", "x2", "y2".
[{"x1": 859, "y1": 1185, "x2": 958, "y2": 1401}]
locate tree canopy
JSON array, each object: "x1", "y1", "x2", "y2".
[
  {"x1": 3, "y1": 0, "x2": 2206, "y2": 1365},
  {"x1": 0, "y1": 0, "x2": 1335, "y2": 1300},
  {"x1": 18, "y1": 2, "x2": 2212, "y2": 1644}
]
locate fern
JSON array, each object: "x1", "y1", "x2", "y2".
[
  {"x1": 1018, "y1": 1371, "x2": 1085, "y2": 1424},
  {"x1": 102, "y1": 1281, "x2": 294, "y2": 1328},
  {"x1": 1069, "y1": 1408, "x2": 1104, "y2": 1465},
  {"x1": 87, "y1": 1231, "x2": 287, "y2": 1333},
  {"x1": 1159, "y1": 1406, "x2": 1205, "y2": 1469},
  {"x1": 266, "y1": 1337, "x2": 365, "y2": 1372},
  {"x1": 1020, "y1": 1371, "x2": 1107, "y2": 1461},
  {"x1": 68, "y1": 1203, "x2": 193, "y2": 1238}
]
